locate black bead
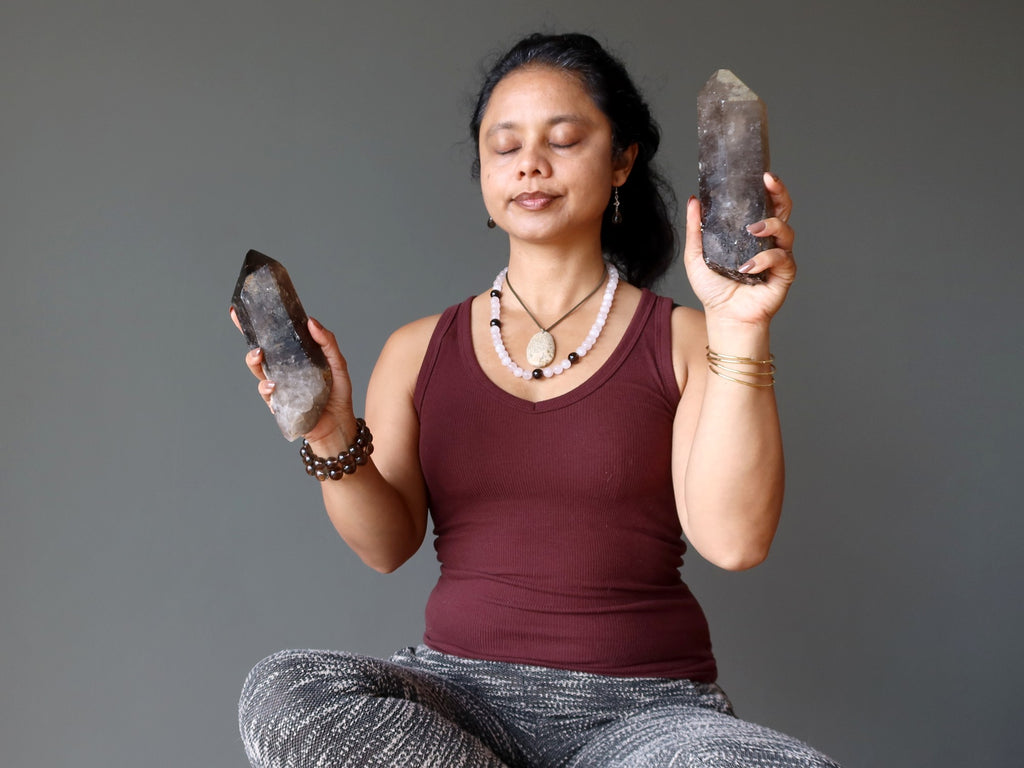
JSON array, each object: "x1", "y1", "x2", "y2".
[
  {"x1": 490, "y1": 289, "x2": 501, "y2": 298},
  {"x1": 489, "y1": 319, "x2": 502, "y2": 328},
  {"x1": 568, "y1": 352, "x2": 580, "y2": 363},
  {"x1": 532, "y1": 369, "x2": 543, "y2": 379}
]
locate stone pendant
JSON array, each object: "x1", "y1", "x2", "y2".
[
  {"x1": 526, "y1": 330, "x2": 556, "y2": 367},
  {"x1": 697, "y1": 69, "x2": 775, "y2": 285}
]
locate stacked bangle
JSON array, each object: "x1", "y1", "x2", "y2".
[
  {"x1": 706, "y1": 347, "x2": 776, "y2": 388},
  {"x1": 300, "y1": 418, "x2": 374, "y2": 481}
]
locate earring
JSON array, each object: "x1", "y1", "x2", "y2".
[
  {"x1": 487, "y1": 216, "x2": 496, "y2": 229},
  {"x1": 612, "y1": 187, "x2": 622, "y2": 225}
]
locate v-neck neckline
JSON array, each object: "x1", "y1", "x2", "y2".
[{"x1": 458, "y1": 288, "x2": 656, "y2": 413}]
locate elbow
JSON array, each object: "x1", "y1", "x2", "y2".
[
  {"x1": 695, "y1": 531, "x2": 775, "y2": 571},
  {"x1": 359, "y1": 538, "x2": 421, "y2": 574},
  {"x1": 709, "y1": 546, "x2": 770, "y2": 572},
  {"x1": 362, "y1": 551, "x2": 412, "y2": 574}
]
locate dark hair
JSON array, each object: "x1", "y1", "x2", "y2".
[{"x1": 470, "y1": 32, "x2": 677, "y2": 289}]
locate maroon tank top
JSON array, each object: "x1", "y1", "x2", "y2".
[{"x1": 413, "y1": 289, "x2": 716, "y2": 681}]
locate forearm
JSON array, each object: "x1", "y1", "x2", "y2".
[
  {"x1": 308, "y1": 427, "x2": 427, "y2": 573},
  {"x1": 682, "y1": 318, "x2": 784, "y2": 570}
]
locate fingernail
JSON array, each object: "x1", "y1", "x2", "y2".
[
  {"x1": 738, "y1": 260, "x2": 755, "y2": 274},
  {"x1": 771, "y1": 172, "x2": 780, "y2": 182},
  {"x1": 688, "y1": 195, "x2": 697, "y2": 204},
  {"x1": 746, "y1": 221, "x2": 767, "y2": 235},
  {"x1": 309, "y1": 317, "x2": 322, "y2": 330},
  {"x1": 249, "y1": 347, "x2": 261, "y2": 360},
  {"x1": 266, "y1": 380, "x2": 276, "y2": 390}
]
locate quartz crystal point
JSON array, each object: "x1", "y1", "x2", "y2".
[
  {"x1": 231, "y1": 250, "x2": 332, "y2": 441},
  {"x1": 697, "y1": 69, "x2": 775, "y2": 285}
]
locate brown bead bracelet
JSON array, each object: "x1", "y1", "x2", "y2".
[{"x1": 300, "y1": 418, "x2": 374, "y2": 481}]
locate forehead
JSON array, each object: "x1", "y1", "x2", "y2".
[{"x1": 481, "y1": 66, "x2": 606, "y2": 130}]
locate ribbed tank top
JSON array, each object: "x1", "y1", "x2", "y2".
[{"x1": 413, "y1": 289, "x2": 716, "y2": 681}]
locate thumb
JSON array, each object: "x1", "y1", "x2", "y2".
[
  {"x1": 682, "y1": 196, "x2": 705, "y2": 271},
  {"x1": 308, "y1": 316, "x2": 350, "y2": 377}
]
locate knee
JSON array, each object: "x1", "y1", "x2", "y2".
[
  {"x1": 238, "y1": 648, "x2": 389, "y2": 732},
  {"x1": 239, "y1": 650, "x2": 303, "y2": 735},
  {"x1": 239, "y1": 649, "x2": 363, "y2": 767}
]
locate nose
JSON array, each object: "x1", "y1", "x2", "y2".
[{"x1": 517, "y1": 143, "x2": 552, "y2": 179}]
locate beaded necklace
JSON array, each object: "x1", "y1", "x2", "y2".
[
  {"x1": 489, "y1": 264, "x2": 619, "y2": 381},
  {"x1": 505, "y1": 268, "x2": 607, "y2": 368}
]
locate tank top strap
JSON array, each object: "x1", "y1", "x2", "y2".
[{"x1": 413, "y1": 297, "x2": 471, "y2": 413}]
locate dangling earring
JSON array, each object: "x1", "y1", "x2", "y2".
[
  {"x1": 487, "y1": 216, "x2": 496, "y2": 229},
  {"x1": 612, "y1": 187, "x2": 622, "y2": 225}
]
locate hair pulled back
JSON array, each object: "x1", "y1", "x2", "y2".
[{"x1": 470, "y1": 32, "x2": 677, "y2": 289}]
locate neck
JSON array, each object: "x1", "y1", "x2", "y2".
[{"x1": 504, "y1": 241, "x2": 608, "y2": 317}]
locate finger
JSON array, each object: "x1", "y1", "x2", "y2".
[
  {"x1": 682, "y1": 196, "x2": 704, "y2": 267},
  {"x1": 308, "y1": 317, "x2": 351, "y2": 378},
  {"x1": 764, "y1": 172, "x2": 792, "y2": 222},
  {"x1": 739, "y1": 246, "x2": 796, "y2": 280},
  {"x1": 262, "y1": 376, "x2": 278, "y2": 403},
  {"x1": 257, "y1": 378, "x2": 276, "y2": 407},
  {"x1": 244, "y1": 346, "x2": 267, "y2": 381},
  {"x1": 746, "y1": 216, "x2": 795, "y2": 252}
]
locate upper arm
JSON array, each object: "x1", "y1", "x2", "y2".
[
  {"x1": 364, "y1": 314, "x2": 440, "y2": 537},
  {"x1": 669, "y1": 306, "x2": 709, "y2": 539}
]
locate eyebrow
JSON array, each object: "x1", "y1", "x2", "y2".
[{"x1": 485, "y1": 114, "x2": 590, "y2": 137}]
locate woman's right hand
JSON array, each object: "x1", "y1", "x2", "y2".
[{"x1": 231, "y1": 308, "x2": 359, "y2": 448}]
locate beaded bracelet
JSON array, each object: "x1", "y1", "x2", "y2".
[
  {"x1": 300, "y1": 418, "x2": 374, "y2": 481},
  {"x1": 706, "y1": 347, "x2": 776, "y2": 389}
]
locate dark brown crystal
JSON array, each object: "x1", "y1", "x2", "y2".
[
  {"x1": 697, "y1": 69, "x2": 775, "y2": 285},
  {"x1": 231, "y1": 250, "x2": 332, "y2": 441}
]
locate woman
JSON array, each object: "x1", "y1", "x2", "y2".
[{"x1": 235, "y1": 32, "x2": 839, "y2": 768}]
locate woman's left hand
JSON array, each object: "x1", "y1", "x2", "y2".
[{"x1": 682, "y1": 173, "x2": 796, "y2": 326}]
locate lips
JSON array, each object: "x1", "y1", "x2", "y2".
[{"x1": 513, "y1": 191, "x2": 558, "y2": 210}]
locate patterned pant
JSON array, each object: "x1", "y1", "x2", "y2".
[{"x1": 239, "y1": 645, "x2": 840, "y2": 768}]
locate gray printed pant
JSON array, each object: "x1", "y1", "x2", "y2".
[{"x1": 239, "y1": 645, "x2": 840, "y2": 768}]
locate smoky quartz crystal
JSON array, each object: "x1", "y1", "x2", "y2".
[
  {"x1": 697, "y1": 69, "x2": 775, "y2": 285},
  {"x1": 231, "y1": 250, "x2": 332, "y2": 441}
]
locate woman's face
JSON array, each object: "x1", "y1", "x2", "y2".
[{"x1": 478, "y1": 66, "x2": 635, "y2": 249}]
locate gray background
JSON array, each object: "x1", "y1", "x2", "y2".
[{"x1": 2, "y1": 1, "x2": 1021, "y2": 766}]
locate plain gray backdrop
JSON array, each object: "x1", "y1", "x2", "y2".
[{"x1": 2, "y1": 1, "x2": 1022, "y2": 766}]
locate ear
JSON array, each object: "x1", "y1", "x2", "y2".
[{"x1": 612, "y1": 143, "x2": 639, "y2": 187}]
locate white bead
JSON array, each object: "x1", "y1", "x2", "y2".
[{"x1": 488, "y1": 264, "x2": 618, "y2": 382}]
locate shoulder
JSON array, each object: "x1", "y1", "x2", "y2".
[
  {"x1": 670, "y1": 304, "x2": 708, "y2": 347},
  {"x1": 668, "y1": 304, "x2": 708, "y2": 393},
  {"x1": 376, "y1": 312, "x2": 444, "y2": 381}
]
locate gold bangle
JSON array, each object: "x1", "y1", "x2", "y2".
[
  {"x1": 705, "y1": 346, "x2": 775, "y2": 366},
  {"x1": 706, "y1": 361, "x2": 776, "y2": 377},
  {"x1": 707, "y1": 362, "x2": 776, "y2": 388}
]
